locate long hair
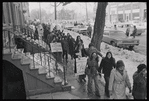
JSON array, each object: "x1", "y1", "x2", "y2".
[
  {"x1": 105, "y1": 51, "x2": 113, "y2": 59},
  {"x1": 90, "y1": 52, "x2": 99, "y2": 62},
  {"x1": 76, "y1": 36, "x2": 81, "y2": 43}
]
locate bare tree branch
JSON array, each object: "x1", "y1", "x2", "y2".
[{"x1": 56, "y1": 2, "x2": 61, "y2": 7}]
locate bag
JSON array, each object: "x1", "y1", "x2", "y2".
[{"x1": 98, "y1": 74, "x2": 105, "y2": 86}]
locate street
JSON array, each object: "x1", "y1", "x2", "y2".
[
  {"x1": 67, "y1": 25, "x2": 147, "y2": 56},
  {"x1": 133, "y1": 30, "x2": 147, "y2": 56}
]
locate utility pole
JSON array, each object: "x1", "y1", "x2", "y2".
[{"x1": 54, "y1": 2, "x2": 57, "y2": 20}]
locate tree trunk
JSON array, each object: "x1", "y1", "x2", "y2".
[{"x1": 91, "y1": 2, "x2": 108, "y2": 51}]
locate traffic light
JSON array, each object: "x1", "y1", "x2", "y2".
[{"x1": 62, "y1": 2, "x2": 71, "y2": 6}]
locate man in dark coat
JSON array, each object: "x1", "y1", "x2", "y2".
[
  {"x1": 61, "y1": 36, "x2": 69, "y2": 63},
  {"x1": 132, "y1": 64, "x2": 147, "y2": 99},
  {"x1": 132, "y1": 25, "x2": 137, "y2": 38},
  {"x1": 67, "y1": 35, "x2": 75, "y2": 59},
  {"x1": 87, "y1": 24, "x2": 92, "y2": 38}
]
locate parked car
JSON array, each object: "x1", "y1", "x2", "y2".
[
  {"x1": 102, "y1": 29, "x2": 140, "y2": 50},
  {"x1": 64, "y1": 25, "x2": 74, "y2": 31},
  {"x1": 105, "y1": 22, "x2": 113, "y2": 28},
  {"x1": 117, "y1": 23, "x2": 146, "y2": 36}
]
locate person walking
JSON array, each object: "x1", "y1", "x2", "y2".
[
  {"x1": 132, "y1": 25, "x2": 137, "y2": 38},
  {"x1": 98, "y1": 51, "x2": 116, "y2": 97},
  {"x1": 74, "y1": 37, "x2": 87, "y2": 83},
  {"x1": 47, "y1": 32, "x2": 55, "y2": 50},
  {"x1": 109, "y1": 60, "x2": 131, "y2": 99},
  {"x1": 68, "y1": 35, "x2": 75, "y2": 59},
  {"x1": 87, "y1": 24, "x2": 92, "y2": 38},
  {"x1": 86, "y1": 52, "x2": 101, "y2": 97},
  {"x1": 61, "y1": 36, "x2": 69, "y2": 63},
  {"x1": 74, "y1": 36, "x2": 84, "y2": 73},
  {"x1": 34, "y1": 25, "x2": 39, "y2": 40},
  {"x1": 126, "y1": 25, "x2": 130, "y2": 37},
  {"x1": 132, "y1": 64, "x2": 147, "y2": 99}
]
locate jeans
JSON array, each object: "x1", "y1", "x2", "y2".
[
  {"x1": 104, "y1": 76, "x2": 110, "y2": 97},
  {"x1": 87, "y1": 74, "x2": 100, "y2": 96}
]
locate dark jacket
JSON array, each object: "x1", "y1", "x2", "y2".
[
  {"x1": 87, "y1": 57, "x2": 99, "y2": 76},
  {"x1": 132, "y1": 28, "x2": 137, "y2": 36},
  {"x1": 61, "y1": 39, "x2": 69, "y2": 52},
  {"x1": 34, "y1": 27, "x2": 39, "y2": 40},
  {"x1": 98, "y1": 57, "x2": 115, "y2": 77},
  {"x1": 68, "y1": 37, "x2": 75, "y2": 55},
  {"x1": 74, "y1": 40, "x2": 86, "y2": 58},
  {"x1": 132, "y1": 71, "x2": 147, "y2": 99},
  {"x1": 47, "y1": 33, "x2": 55, "y2": 44}
]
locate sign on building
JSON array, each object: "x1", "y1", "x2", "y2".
[
  {"x1": 75, "y1": 57, "x2": 87, "y2": 76},
  {"x1": 50, "y1": 42, "x2": 62, "y2": 52}
]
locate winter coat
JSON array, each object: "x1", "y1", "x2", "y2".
[
  {"x1": 126, "y1": 28, "x2": 130, "y2": 36},
  {"x1": 68, "y1": 37, "x2": 75, "y2": 55},
  {"x1": 132, "y1": 71, "x2": 147, "y2": 99},
  {"x1": 109, "y1": 69, "x2": 131, "y2": 99},
  {"x1": 47, "y1": 33, "x2": 55, "y2": 44},
  {"x1": 74, "y1": 40, "x2": 86, "y2": 58},
  {"x1": 87, "y1": 26, "x2": 92, "y2": 33},
  {"x1": 34, "y1": 27, "x2": 39, "y2": 40},
  {"x1": 132, "y1": 28, "x2": 137, "y2": 36},
  {"x1": 61, "y1": 39, "x2": 69, "y2": 52},
  {"x1": 98, "y1": 57, "x2": 115, "y2": 77},
  {"x1": 87, "y1": 58, "x2": 99, "y2": 77}
]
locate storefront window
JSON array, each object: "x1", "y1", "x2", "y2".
[{"x1": 133, "y1": 3, "x2": 140, "y2": 9}]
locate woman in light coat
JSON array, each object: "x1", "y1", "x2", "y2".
[{"x1": 109, "y1": 60, "x2": 131, "y2": 99}]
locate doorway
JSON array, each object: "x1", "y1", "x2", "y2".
[{"x1": 3, "y1": 60, "x2": 26, "y2": 99}]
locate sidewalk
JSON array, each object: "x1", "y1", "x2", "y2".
[
  {"x1": 29, "y1": 29, "x2": 108, "y2": 99},
  {"x1": 29, "y1": 55, "x2": 108, "y2": 99},
  {"x1": 29, "y1": 91, "x2": 80, "y2": 99}
]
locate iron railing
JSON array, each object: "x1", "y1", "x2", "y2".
[{"x1": 3, "y1": 26, "x2": 65, "y2": 77}]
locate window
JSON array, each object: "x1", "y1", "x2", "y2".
[{"x1": 133, "y1": 3, "x2": 140, "y2": 9}]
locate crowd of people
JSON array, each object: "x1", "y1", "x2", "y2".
[{"x1": 28, "y1": 20, "x2": 146, "y2": 99}]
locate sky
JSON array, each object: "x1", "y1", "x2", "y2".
[{"x1": 29, "y1": 2, "x2": 95, "y2": 15}]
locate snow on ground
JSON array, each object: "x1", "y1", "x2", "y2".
[
  {"x1": 26, "y1": 28, "x2": 146, "y2": 87},
  {"x1": 63, "y1": 29, "x2": 147, "y2": 87}
]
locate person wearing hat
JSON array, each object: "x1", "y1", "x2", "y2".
[
  {"x1": 132, "y1": 64, "x2": 147, "y2": 99},
  {"x1": 108, "y1": 60, "x2": 131, "y2": 99}
]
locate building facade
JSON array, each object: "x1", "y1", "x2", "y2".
[
  {"x1": 107, "y1": 2, "x2": 146, "y2": 23},
  {"x1": 3, "y1": 2, "x2": 30, "y2": 28}
]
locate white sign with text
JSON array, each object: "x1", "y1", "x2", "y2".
[
  {"x1": 50, "y1": 42, "x2": 62, "y2": 52},
  {"x1": 75, "y1": 57, "x2": 87, "y2": 76}
]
